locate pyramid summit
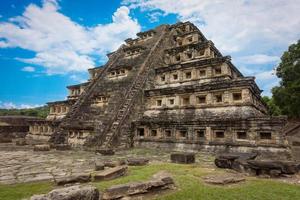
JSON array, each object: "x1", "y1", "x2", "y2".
[{"x1": 26, "y1": 21, "x2": 288, "y2": 155}]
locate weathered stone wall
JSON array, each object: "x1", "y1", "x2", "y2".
[{"x1": 0, "y1": 116, "x2": 39, "y2": 143}]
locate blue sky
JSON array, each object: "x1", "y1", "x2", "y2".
[{"x1": 0, "y1": 0, "x2": 299, "y2": 108}]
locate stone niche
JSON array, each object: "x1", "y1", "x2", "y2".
[
  {"x1": 88, "y1": 66, "x2": 103, "y2": 80},
  {"x1": 146, "y1": 89, "x2": 251, "y2": 109},
  {"x1": 91, "y1": 95, "x2": 109, "y2": 107},
  {"x1": 47, "y1": 101, "x2": 72, "y2": 120},
  {"x1": 165, "y1": 47, "x2": 213, "y2": 65},
  {"x1": 107, "y1": 67, "x2": 132, "y2": 80},
  {"x1": 155, "y1": 63, "x2": 234, "y2": 86},
  {"x1": 175, "y1": 32, "x2": 202, "y2": 47},
  {"x1": 137, "y1": 30, "x2": 155, "y2": 41},
  {"x1": 67, "y1": 83, "x2": 88, "y2": 100},
  {"x1": 123, "y1": 46, "x2": 145, "y2": 59},
  {"x1": 67, "y1": 130, "x2": 92, "y2": 147},
  {"x1": 134, "y1": 118, "x2": 287, "y2": 150},
  {"x1": 26, "y1": 120, "x2": 56, "y2": 145}
]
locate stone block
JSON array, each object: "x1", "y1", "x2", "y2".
[
  {"x1": 170, "y1": 152, "x2": 195, "y2": 164},
  {"x1": 34, "y1": 145, "x2": 50, "y2": 151},
  {"x1": 94, "y1": 166, "x2": 127, "y2": 181},
  {"x1": 30, "y1": 185, "x2": 100, "y2": 200},
  {"x1": 95, "y1": 161, "x2": 105, "y2": 171},
  {"x1": 127, "y1": 158, "x2": 149, "y2": 166},
  {"x1": 215, "y1": 152, "x2": 258, "y2": 169},
  {"x1": 56, "y1": 173, "x2": 91, "y2": 186},
  {"x1": 95, "y1": 149, "x2": 115, "y2": 155}
]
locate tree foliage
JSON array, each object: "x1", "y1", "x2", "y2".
[
  {"x1": 272, "y1": 40, "x2": 300, "y2": 118},
  {"x1": 262, "y1": 96, "x2": 281, "y2": 116},
  {"x1": 0, "y1": 106, "x2": 49, "y2": 118}
]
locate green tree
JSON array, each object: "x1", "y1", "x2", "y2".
[
  {"x1": 272, "y1": 40, "x2": 300, "y2": 118},
  {"x1": 0, "y1": 106, "x2": 49, "y2": 118},
  {"x1": 262, "y1": 96, "x2": 281, "y2": 116}
]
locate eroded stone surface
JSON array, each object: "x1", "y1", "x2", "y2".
[
  {"x1": 30, "y1": 185, "x2": 99, "y2": 200},
  {"x1": 56, "y1": 173, "x2": 91, "y2": 186},
  {"x1": 203, "y1": 174, "x2": 245, "y2": 185}
]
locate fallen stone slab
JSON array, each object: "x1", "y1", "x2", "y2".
[
  {"x1": 56, "y1": 173, "x2": 91, "y2": 186},
  {"x1": 127, "y1": 158, "x2": 149, "y2": 166},
  {"x1": 102, "y1": 171, "x2": 174, "y2": 200},
  {"x1": 203, "y1": 174, "x2": 245, "y2": 185},
  {"x1": 30, "y1": 185, "x2": 100, "y2": 200},
  {"x1": 94, "y1": 165, "x2": 127, "y2": 181},
  {"x1": 34, "y1": 144, "x2": 50, "y2": 151},
  {"x1": 170, "y1": 152, "x2": 195, "y2": 164},
  {"x1": 96, "y1": 149, "x2": 115, "y2": 155}
]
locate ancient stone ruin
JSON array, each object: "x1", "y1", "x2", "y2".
[{"x1": 25, "y1": 21, "x2": 290, "y2": 157}]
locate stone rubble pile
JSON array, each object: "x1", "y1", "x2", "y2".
[{"x1": 215, "y1": 152, "x2": 300, "y2": 177}]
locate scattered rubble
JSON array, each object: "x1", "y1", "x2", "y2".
[{"x1": 215, "y1": 153, "x2": 300, "y2": 177}]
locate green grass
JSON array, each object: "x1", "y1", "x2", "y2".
[
  {"x1": 1, "y1": 163, "x2": 299, "y2": 200},
  {"x1": 0, "y1": 182, "x2": 54, "y2": 200}
]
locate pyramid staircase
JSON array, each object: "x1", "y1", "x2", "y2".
[
  {"x1": 100, "y1": 26, "x2": 168, "y2": 148},
  {"x1": 57, "y1": 25, "x2": 168, "y2": 148}
]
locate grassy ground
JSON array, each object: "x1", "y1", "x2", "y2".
[{"x1": 0, "y1": 163, "x2": 299, "y2": 200}]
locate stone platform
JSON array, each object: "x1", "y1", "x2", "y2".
[{"x1": 0, "y1": 143, "x2": 215, "y2": 185}]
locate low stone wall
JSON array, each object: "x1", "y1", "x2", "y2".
[{"x1": 135, "y1": 141, "x2": 292, "y2": 160}]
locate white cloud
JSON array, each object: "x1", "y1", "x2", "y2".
[
  {"x1": 0, "y1": 0, "x2": 141, "y2": 74},
  {"x1": 147, "y1": 11, "x2": 163, "y2": 23},
  {"x1": 22, "y1": 66, "x2": 35, "y2": 72},
  {"x1": 123, "y1": 0, "x2": 300, "y2": 54},
  {"x1": 254, "y1": 70, "x2": 279, "y2": 96},
  {"x1": 236, "y1": 54, "x2": 280, "y2": 65},
  {"x1": 0, "y1": 101, "x2": 43, "y2": 109}
]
